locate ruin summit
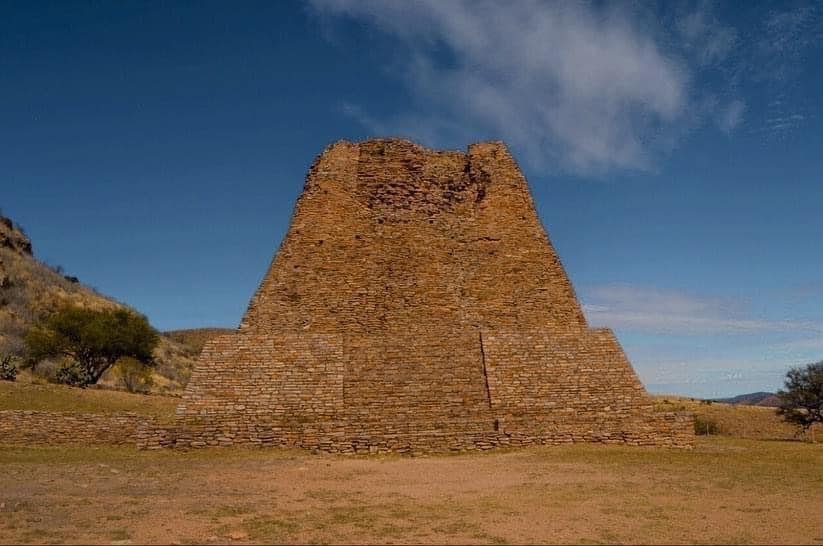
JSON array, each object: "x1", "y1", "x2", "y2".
[{"x1": 150, "y1": 138, "x2": 693, "y2": 452}]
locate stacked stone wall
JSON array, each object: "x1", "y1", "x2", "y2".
[
  {"x1": 169, "y1": 328, "x2": 693, "y2": 451},
  {"x1": 168, "y1": 138, "x2": 694, "y2": 452},
  {"x1": 0, "y1": 410, "x2": 147, "y2": 446},
  {"x1": 483, "y1": 329, "x2": 649, "y2": 416},
  {"x1": 241, "y1": 140, "x2": 587, "y2": 335}
]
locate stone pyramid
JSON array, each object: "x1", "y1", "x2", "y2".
[{"x1": 172, "y1": 139, "x2": 693, "y2": 452}]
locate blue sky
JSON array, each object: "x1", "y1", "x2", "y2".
[{"x1": 2, "y1": 1, "x2": 821, "y2": 398}]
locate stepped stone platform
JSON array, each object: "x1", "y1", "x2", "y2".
[{"x1": 149, "y1": 139, "x2": 693, "y2": 452}]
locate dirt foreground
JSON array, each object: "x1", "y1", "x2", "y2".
[{"x1": 1, "y1": 438, "x2": 822, "y2": 544}]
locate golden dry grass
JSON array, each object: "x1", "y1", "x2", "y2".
[
  {"x1": 0, "y1": 246, "x2": 199, "y2": 394},
  {"x1": 0, "y1": 375, "x2": 179, "y2": 422},
  {"x1": 2, "y1": 381, "x2": 821, "y2": 542},
  {"x1": 163, "y1": 328, "x2": 236, "y2": 354},
  {"x1": 653, "y1": 395, "x2": 815, "y2": 440},
  {"x1": 11, "y1": 378, "x2": 808, "y2": 440},
  {"x1": 1, "y1": 438, "x2": 821, "y2": 544}
]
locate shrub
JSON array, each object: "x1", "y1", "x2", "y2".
[
  {"x1": 0, "y1": 355, "x2": 17, "y2": 381},
  {"x1": 56, "y1": 360, "x2": 92, "y2": 387},
  {"x1": 115, "y1": 356, "x2": 154, "y2": 393},
  {"x1": 27, "y1": 358, "x2": 68, "y2": 384},
  {"x1": 694, "y1": 416, "x2": 719, "y2": 435},
  {"x1": 25, "y1": 305, "x2": 159, "y2": 387}
]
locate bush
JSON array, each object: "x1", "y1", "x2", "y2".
[
  {"x1": 694, "y1": 416, "x2": 719, "y2": 435},
  {"x1": 28, "y1": 358, "x2": 61, "y2": 383},
  {"x1": 56, "y1": 360, "x2": 92, "y2": 387},
  {"x1": 0, "y1": 355, "x2": 17, "y2": 381},
  {"x1": 115, "y1": 356, "x2": 154, "y2": 393}
]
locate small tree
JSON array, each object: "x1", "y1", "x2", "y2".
[
  {"x1": 776, "y1": 361, "x2": 823, "y2": 439},
  {"x1": 25, "y1": 306, "x2": 158, "y2": 387}
]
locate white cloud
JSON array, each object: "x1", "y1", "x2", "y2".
[
  {"x1": 642, "y1": 357, "x2": 788, "y2": 397},
  {"x1": 765, "y1": 112, "x2": 807, "y2": 133},
  {"x1": 758, "y1": 4, "x2": 820, "y2": 80},
  {"x1": 676, "y1": 3, "x2": 737, "y2": 66},
  {"x1": 718, "y1": 99, "x2": 746, "y2": 134},
  {"x1": 582, "y1": 284, "x2": 823, "y2": 335},
  {"x1": 580, "y1": 284, "x2": 823, "y2": 396},
  {"x1": 311, "y1": 0, "x2": 690, "y2": 174},
  {"x1": 772, "y1": 337, "x2": 823, "y2": 355},
  {"x1": 312, "y1": 1, "x2": 823, "y2": 170}
]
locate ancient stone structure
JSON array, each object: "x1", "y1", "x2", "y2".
[
  {"x1": 0, "y1": 410, "x2": 149, "y2": 446},
  {"x1": 171, "y1": 139, "x2": 693, "y2": 452}
]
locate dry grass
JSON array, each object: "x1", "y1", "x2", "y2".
[
  {"x1": 0, "y1": 379, "x2": 814, "y2": 442},
  {"x1": 0, "y1": 247, "x2": 200, "y2": 394},
  {"x1": 164, "y1": 328, "x2": 236, "y2": 354},
  {"x1": 653, "y1": 395, "x2": 813, "y2": 440},
  {"x1": 0, "y1": 438, "x2": 821, "y2": 544},
  {"x1": 0, "y1": 375, "x2": 179, "y2": 422},
  {"x1": 2, "y1": 381, "x2": 821, "y2": 542}
]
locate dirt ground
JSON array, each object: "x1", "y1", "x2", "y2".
[{"x1": 1, "y1": 437, "x2": 822, "y2": 545}]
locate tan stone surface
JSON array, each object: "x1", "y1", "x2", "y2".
[
  {"x1": 0, "y1": 410, "x2": 146, "y2": 446},
  {"x1": 167, "y1": 138, "x2": 692, "y2": 452}
]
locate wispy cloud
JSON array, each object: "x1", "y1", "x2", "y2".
[
  {"x1": 675, "y1": 2, "x2": 737, "y2": 66},
  {"x1": 581, "y1": 283, "x2": 823, "y2": 396},
  {"x1": 772, "y1": 337, "x2": 823, "y2": 355},
  {"x1": 622, "y1": 336, "x2": 811, "y2": 398},
  {"x1": 717, "y1": 99, "x2": 746, "y2": 134},
  {"x1": 756, "y1": 4, "x2": 821, "y2": 82},
  {"x1": 643, "y1": 357, "x2": 789, "y2": 397},
  {"x1": 766, "y1": 114, "x2": 806, "y2": 131},
  {"x1": 583, "y1": 284, "x2": 823, "y2": 335},
  {"x1": 744, "y1": 4, "x2": 821, "y2": 137},
  {"x1": 312, "y1": 1, "x2": 821, "y2": 171},
  {"x1": 312, "y1": 0, "x2": 690, "y2": 174}
]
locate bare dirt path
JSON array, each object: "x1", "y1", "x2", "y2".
[{"x1": 1, "y1": 438, "x2": 822, "y2": 544}]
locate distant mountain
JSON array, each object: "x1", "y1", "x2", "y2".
[
  {"x1": 715, "y1": 392, "x2": 781, "y2": 407},
  {"x1": 0, "y1": 211, "x2": 202, "y2": 393}
]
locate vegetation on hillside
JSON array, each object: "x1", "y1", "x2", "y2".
[
  {"x1": 777, "y1": 360, "x2": 823, "y2": 434},
  {"x1": 0, "y1": 212, "x2": 201, "y2": 393},
  {"x1": 655, "y1": 396, "x2": 810, "y2": 440},
  {"x1": 24, "y1": 306, "x2": 159, "y2": 387}
]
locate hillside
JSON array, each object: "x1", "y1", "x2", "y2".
[
  {"x1": 654, "y1": 396, "x2": 811, "y2": 440},
  {"x1": 0, "y1": 376, "x2": 178, "y2": 422},
  {"x1": 715, "y1": 391, "x2": 781, "y2": 407},
  {"x1": 0, "y1": 212, "x2": 201, "y2": 393},
  {"x1": 164, "y1": 327, "x2": 235, "y2": 354}
]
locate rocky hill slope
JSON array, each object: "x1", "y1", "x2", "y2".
[{"x1": 0, "y1": 212, "x2": 206, "y2": 393}]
